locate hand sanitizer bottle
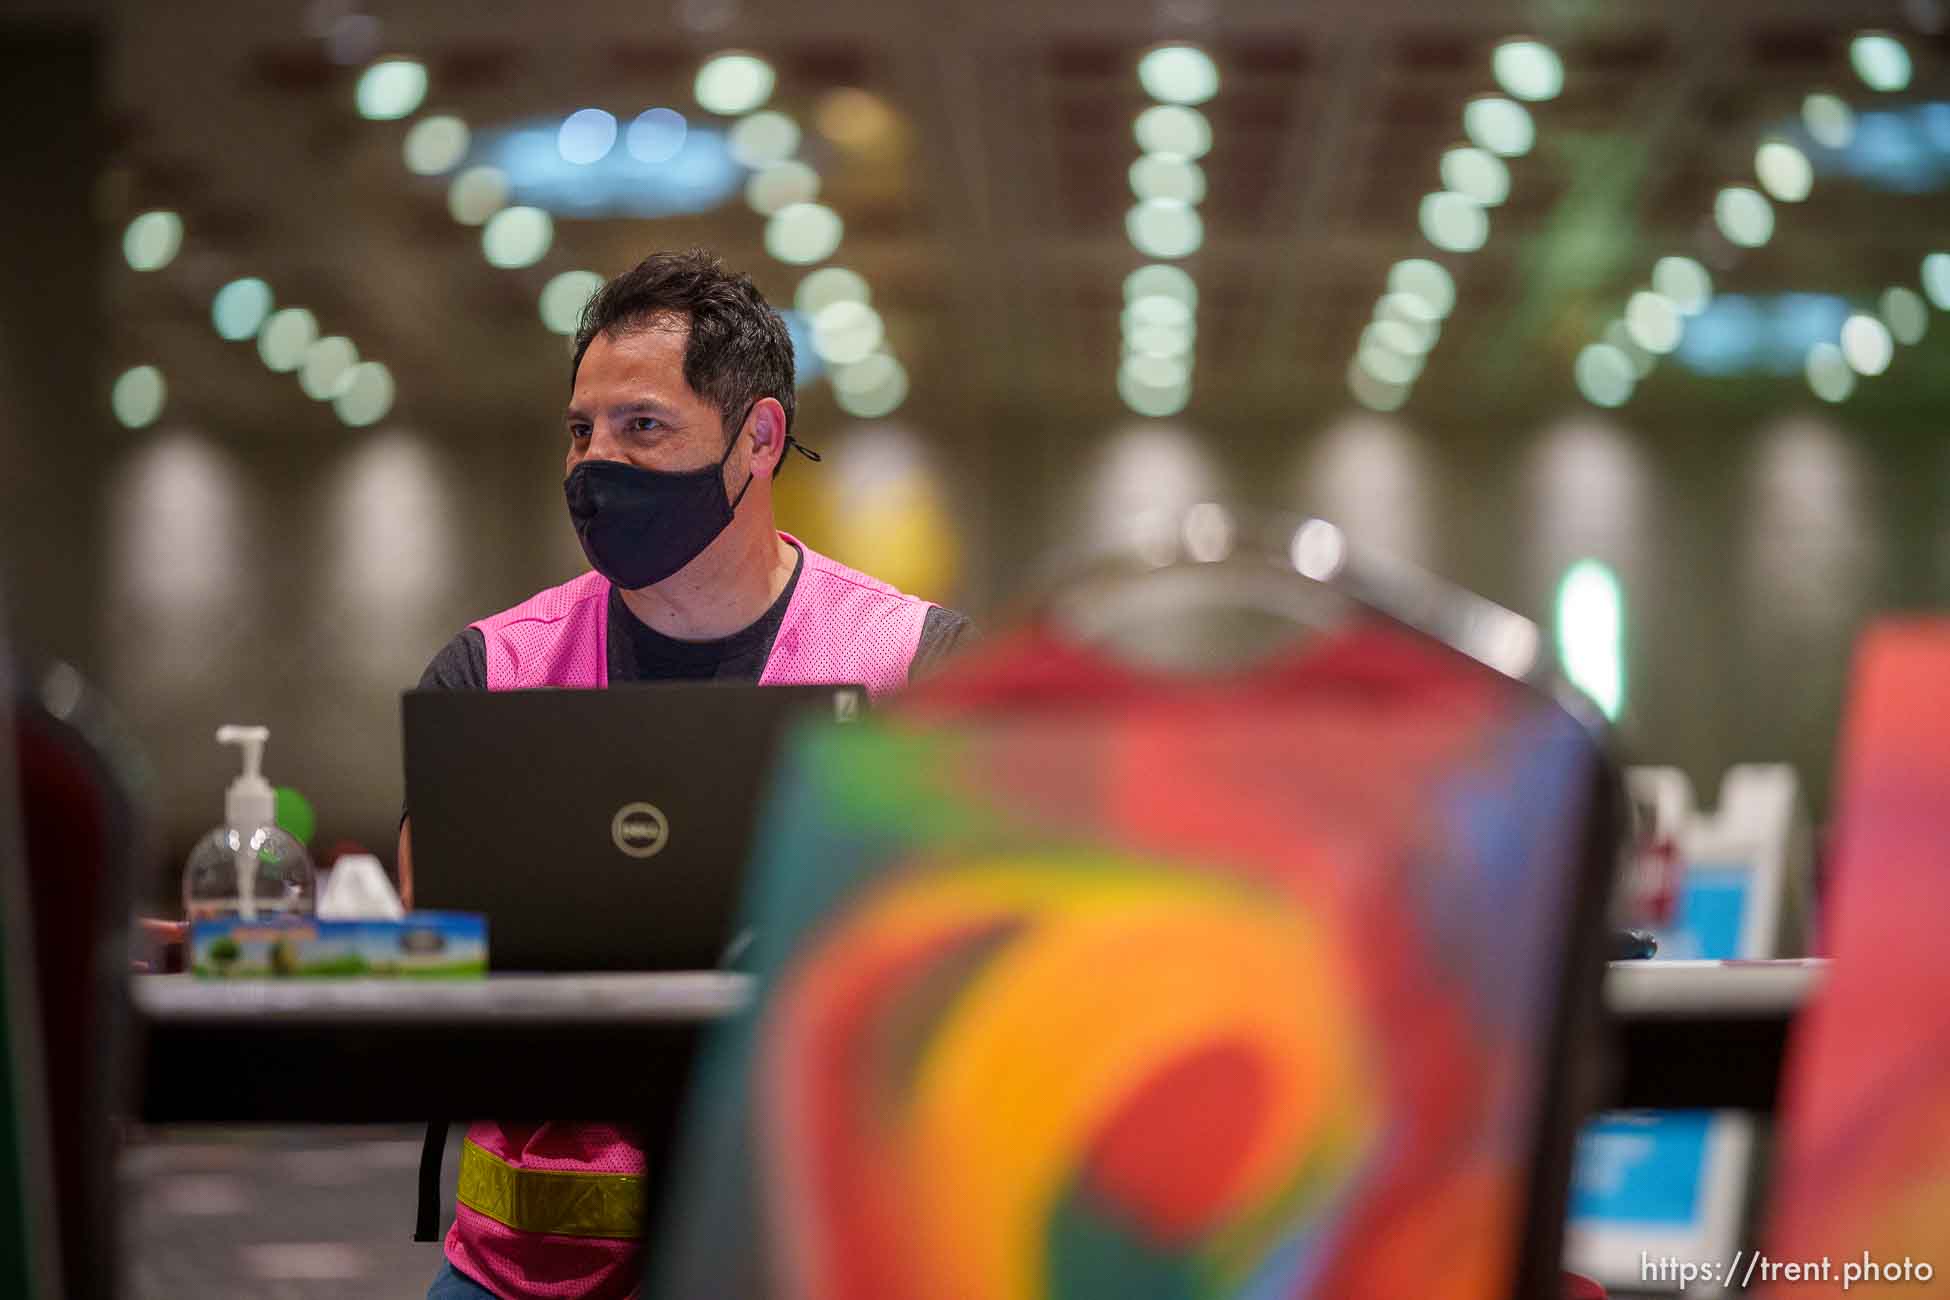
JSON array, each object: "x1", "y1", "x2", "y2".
[{"x1": 182, "y1": 725, "x2": 316, "y2": 922}]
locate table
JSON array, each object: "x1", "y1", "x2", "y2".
[{"x1": 134, "y1": 960, "x2": 1827, "y2": 1123}]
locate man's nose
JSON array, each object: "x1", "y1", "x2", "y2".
[{"x1": 582, "y1": 424, "x2": 628, "y2": 462}]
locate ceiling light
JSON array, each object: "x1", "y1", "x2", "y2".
[
  {"x1": 111, "y1": 365, "x2": 165, "y2": 429},
  {"x1": 626, "y1": 108, "x2": 688, "y2": 163},
  {"x1": 123, "y1": 210, "x2": 183, "y2": 272},
  {"x1": 695, "y1": 52, "x2": 775, "y2": 116},
  {"x1": 1805, "y1": 342, "x2": 1855, "y2": 402},
  {"x1": 1133, "y1": 105, "x2": 1212, "y2": 159},
  {"x1": 765, "y1": 202, "x2": 844, "y2": 264},
  {"x1": 557, "y1": 109, "x2": 618, "y2": 165},
  {"x1": 1575, "y1": 343, "x2": 1635, "y2": 407},
  {"x1": 1129, "y1": 153, "x2": 1207, "y2": 205},
  {"x1": 540, "y1": 270, "x2": 606, "y2": 335},
  {"x1": 1125, "y1": 199, "x2": 1203, "y2": 258},
  {"x1": 1137, "y1": 44, "x2": 1219, "y2": 106},
  {"x1": 1492, "y1": 40, "x2": 1564, "y2": 102},
  {"x1": 403, "y1": 115, "x2": 471, "y2": 175},
  {"x1": 1651, "y1": 256, "x2": 1713, "y2": 315},
  {"x1": 355, "y1": 59, "x2": 427, "y2": 121},
  {"x1": 1713, "y1": 187, "x2": 1774, "y2": 248},
  {"x1": 1419, "y1": 192, "x2": 1488, "y2": 253},
  {"x1": 1850, "y1": 33, "x2": 1912, "y2": 92},
  {"x1": 1463, "y1": 96, "x2": 1535, "y2": 157},
  {"x1": 1840, "y1": 313, "x2": 1893, "y2": 375},
  {"x1": 481, "y1": 206, "x2": 553, "y2": 268},
  {"x1": 211, "y1": 278, "x2": 274, "y2": 341},
  {"x1": 1755, "y1": 141, "x2": 1813, "y2": 203}
]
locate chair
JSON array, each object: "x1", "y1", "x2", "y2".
[
  {"x1": 7, "y1": 646, "x2": 151, "y2": 1300},
  {"x1": 653, "y1": 508, "x2": 1623, "y2": 1300},
  {"x1": 1759, "y1": 619, "x2": 1950, "y2": 1292}
]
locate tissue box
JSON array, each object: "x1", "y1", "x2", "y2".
[{"x1": 190, "y1": 911, "x2": 487, "y2": 978}]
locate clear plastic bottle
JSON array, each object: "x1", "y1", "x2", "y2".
[
  {"x1": 183, "y1": 823, "x2": 315, "y2": 921},
  {"x1": 181, "y1": 725, "x2": 316, "y2": 922}
]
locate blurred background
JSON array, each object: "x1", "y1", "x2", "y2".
[{"x1": 7, "y1": 0, "x2": 1950, "y2": 897}]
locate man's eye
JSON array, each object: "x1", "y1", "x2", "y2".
[
  {"x1": 632, "y1": 417, "x2": 660, "y2": 432},
  {"x1": 569, "y1": 425, "x2": 590, "y2": 440}
]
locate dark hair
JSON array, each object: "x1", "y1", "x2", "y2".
[{"x1": 571, "y1": 249, "x2": 797, "y2": 449}]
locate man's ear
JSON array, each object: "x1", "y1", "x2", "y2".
[{"x1": 747, "y1": 397, "x2": 789, "y2": 474}]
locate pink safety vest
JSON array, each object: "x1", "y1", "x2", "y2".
[{"x1": 445, "y1": 532, "x2": 933, "y2": 1299}]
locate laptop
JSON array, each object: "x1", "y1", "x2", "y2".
[{"x1": 402, "y1": 682, "x2": 864, "y2": 971}]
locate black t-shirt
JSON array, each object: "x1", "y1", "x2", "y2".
[{"x1": 412, "y1": 543, "x2": 973, "y2": 696}]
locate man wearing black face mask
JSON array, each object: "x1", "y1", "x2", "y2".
[{"x1": 402, "y1": 249, "x2": 968, "y2": 1300}]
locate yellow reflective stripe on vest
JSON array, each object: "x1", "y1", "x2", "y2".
[{"x1": 455, "y1": 1139, "x2": 646, "y2": 1240}]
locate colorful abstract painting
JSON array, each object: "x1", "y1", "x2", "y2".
[
  {"x1": 1764, "y1": 621, "x2": 1950, "y2": 1297},
  {"x1": 658, "y1": 623, "x2": 1604, "y2": 1300}
]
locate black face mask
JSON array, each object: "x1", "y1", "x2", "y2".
[{"x1": 564, "y1": 432, "x2": 753, "y2": 590}]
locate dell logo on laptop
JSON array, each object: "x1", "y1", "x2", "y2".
[{"x1": 611, "y1": 802, "x2": 670, "y2": 859}]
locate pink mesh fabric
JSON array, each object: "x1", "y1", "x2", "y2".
[
  {"x1": 446, "y1": 1206, "x2": 639, "y2": 1300},
  {"x1": 759, "y1": 533, "x2": 931, "y2": 699},
  {"x1": 471, "y1": 571, "x2": 612, "y2": 691},
  {"x1": 449, "y1": 535, "x2": 933, "y2": 1297}
]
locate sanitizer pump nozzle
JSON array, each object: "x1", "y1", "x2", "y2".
[{"x1": 217, "y1": 725, "x2": 275, "y2": 920}]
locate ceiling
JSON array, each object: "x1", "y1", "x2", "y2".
[{"x1": 103, "y1": 0, "x2": 1950, "y2": 459}]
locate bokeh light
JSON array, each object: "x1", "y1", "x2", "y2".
[
  {"x1": 765, "y1": 202, "x2": 844, "y2": 264},
  {"x1": 557, "y1": 108, "x2": 618, "y2": 165},
  {"x1": 257, "y1": 307, "x2": 318, "y2": 372},
  {"x1": 1129, "y1": 153, "x2": 1206, "y2": 205},
  {"x1": 1347, "y1": 359, "x2": 1409, "y2": 412},
  {"x1": 1137, "y1": 44, "x2": 1219, "y2": 105},
  {"x1": 835, "y1": 354, "x2": 909, "y2": 418},
  {"x1": 1440, "y1": 146, "x2": 1510, "y2": 207},
  {"x1": 1575, "y1": 342, "x2": 1635, "y2": 407},
  {"x1": 815, "y1": 88, "x2": 900, "y2": 153},
  {"x1": 1880, "y1": 285, "x2": 1929, "y2": 345},
  {"x1": 403, "y1": 115, "x2": 471, "y2": 175},
  {"x1": 1625, "y1": 291, "x2": 1683, "y2": 354},
  {"x1": 447, "y1": 166, "x2": 510, "y2": 225},
  {"x1": 211, "y1": 278, "x2": 273, "y2": 341},
  {"x1": 1124, "y1": 263, "x2": 1198, "y2": 309},
  {"x1": 1492, "y1": 40, "x2": 1564, "y2": 102},
  {"x1": 626, "y1": 108, "x2": 689, "y2": 163},
  {"x1": 333, "y1": 361, "x2": 396, "y2": 427},
  {"x1": 1802, "y1": 93, "x2": 1857, "y2": 150},
  {"x1": 355, "y1": 59, "x2": 427, "y2": 120},
  {"x1": 1419, "y1": 191, "x2": 1488, "y2": 253},
  {"x1": 1463, "y1": 96, "x2": 1535, "y2": 157},
  {"x1": 794, "y1": 266, "x2": 871, "y2": 317},
  {"x1": 1840, "y1": 313, "x2": 1893, "y2": 375},
  {"x1": 123, "y1": 210, "x2": 182, "y2": 272},
  {"x1": 728, "y1": 111, "x2": 801, "y2": 167},
  {"x1": 540, "y1": 270, "x2": 605, "y2": 335},
  {"x1": 1376, "y1": 293, "x2": 1441, "y2": 350},
  {"x1": 811, "y1": 300, "x2": 884, "y2": 366},
  {"x1": 1755, "y1": 141, "x2": 1813, "y2": 202},
  {"x1": 299, "y1": 335, "x2": 359, "y2": 401},
  {"x1": 1922, "y1": 252, "x2": 1950, "y2": 310},
  {"x1": 481, "y1": 206, "x2": 554, "y2": 269},
  {"x1": 1133, "y1": 105, "x2": 1212, "y2": 159},
  {"x1": 745, "y1": 160, "x2": 820, "y2": 214},
  {"x1": 112, "y1": 365, "x2": 166, "y2": 429},
  {"x1": 1713, "y1": 186, "x2": 1775, "y2": 248},
  {"x1": 1652, "y1": 256, "x2": 1713, "y2": 315},
  {"x1": 1356, "y1": 329, "x2": 1424, "y2": 385},
  {"x1": 1805, "y1": 341, "x2": 1855, "y2": 402},
  {"x1": 694, "y1": 52, "x2": 775, "y2": 116},
  {"x1": 1604, "y1": 321, "x2": 1657, "y2": 378},
  {"x1": 1556, "y1": 559, "x2": 1624, "y2": 721},
  {"x1": 1367, "y1": 323, "x2": 1426, "y2": 365},
  {"x1": 1126, "y1": 199, "x2": 1204, "y2": 258},
  {"x1": 1389, "y1": 258, "x2": 1456, "y2": 317},
  {"x1": 1850, "y1": 33, "x2": 1912, "y2": 93}
]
